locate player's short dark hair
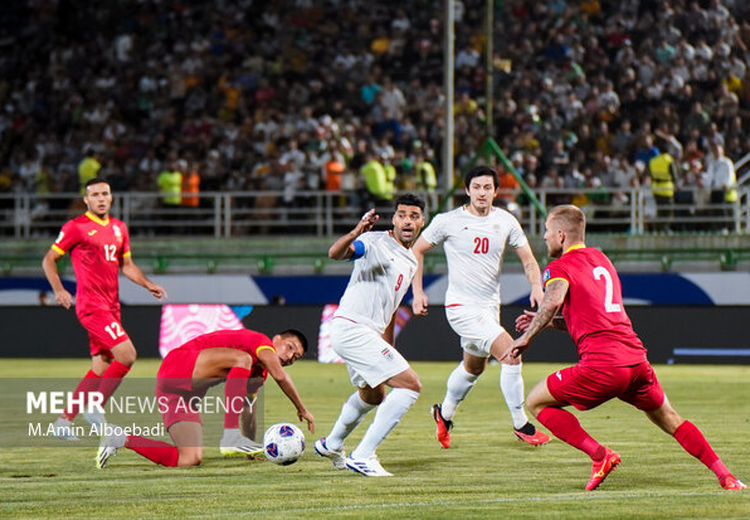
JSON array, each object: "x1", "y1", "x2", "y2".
[
  {"x1": 464, "y1": 165, "x2": 498, "y2": 189},
  {"x1": 84, "y1": 178, "x2": 110, "y2": 189},
  {"x1": 279, "y1": 328, "x2": 308, "y2": 353},
  {"x1": 394, "y1": 193, "x2": 425, "y2": 212}
]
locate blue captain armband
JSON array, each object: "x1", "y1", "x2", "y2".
[{"x1": 350, "y1": 240, "x2": 365, "y2": 260}]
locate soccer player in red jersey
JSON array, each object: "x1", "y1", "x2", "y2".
[
  {"x1": 502, "y1": 205, "x2": 745, "y2": 491},
  {"x1": 42, "y1": 178, "x2": 168, "y2": 438},
  {"x1": 96, "y1": 328, "x2": 314, "y2": 468}
]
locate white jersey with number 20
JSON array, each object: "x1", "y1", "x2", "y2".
[{"x1": 421, "y1": 205, "x2": 528, "y2": 306}]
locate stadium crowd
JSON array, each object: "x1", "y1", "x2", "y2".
[{"x1": 0, "y1": 0, "x2": 748, "y2": 223}]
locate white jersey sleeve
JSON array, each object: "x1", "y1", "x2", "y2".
[
  {"x1": 420, "y1": 212, "x2": 449, "y2": 247},
  {"x1": 334, "y1": 231, "x2": 417, "y2": 334},
  {"x1": 506, "y1": 213, "x2": 528, "y2": 250}
]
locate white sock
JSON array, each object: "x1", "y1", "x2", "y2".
[
  {"x1": 500, "y1": 362, "x2": 529, "y2": 429},
  {"x1": 441, "y1": 362, "x2": 479, "y2": 421},
  {"x1": 351, "y1": 388, "x2": 419, "y2": 459},
  {"x1": 326, "y1": 392, "x2": 376, "y2": 451}
]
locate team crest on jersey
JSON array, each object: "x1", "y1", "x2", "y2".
[
  {"x1": 113, "y1": 225, "x2": 122, "y2": 239},
  {"x1": 542, "y1": 268, "x2": 550, "y2": 283},
  {"x1": 380, "y1": 347, "x2": 394, "y2": 361}
]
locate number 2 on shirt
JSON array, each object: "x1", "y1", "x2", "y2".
[
  {"x1": 473, "y1": 237, "x2": 489, "y2": 254},
  {"x1": 592, "y1": 266, "x2": 622, "y2": 313}
]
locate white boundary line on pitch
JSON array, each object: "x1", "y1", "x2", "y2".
[{"x1": 183, "y1": 489, "x2": 742, "y2": 518}]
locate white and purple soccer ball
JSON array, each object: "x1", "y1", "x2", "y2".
[{"x1": 263, "y1": 422, "x2": 305, "y2": 465}]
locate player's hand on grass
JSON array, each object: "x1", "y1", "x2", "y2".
[
  {"x1": 54, "y1": 289, "x2": 73, "y2": 309},
  {"x1": 356, "y1": 209, "x2": 379, "y2": 234},
  {"x1": 298, "y1": 409, "x2": 315, "y2": 433},
  {"x1": 411, "y1": 291, "x2": 429, "y2": 316},
  {"x1": 515, "y1": 309, "x2": 537, "y2": 333}
]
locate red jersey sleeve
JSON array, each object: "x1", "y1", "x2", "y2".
[
  {"x1": 120, "y1": 222, "x2": 131, "y2": 259},
  {"x1": 542, "y1": 259, "x2": 569, "y2": 289},
  {"x1": 51, "y1": 220, "x2": 81, "y2": 255}
]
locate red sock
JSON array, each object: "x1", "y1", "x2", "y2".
[
  {"x1": 125, "y1": 435, "x2": 179, "y2": 467},
  {"x1": 673, "y1": 420, "x2": 729, "y2": 479},
  {"x1": 63, "y1": 370, "x2": 100, "y2": 421},
  {"x1": 537, "y1": 407, "x2": 605, "y2": 460},
  {"x1": 97, "y1": 360, "x2": 131, "y2": 405},
  {"x1": 224, "y1": 367, "x2": 252, "y2": 429}
]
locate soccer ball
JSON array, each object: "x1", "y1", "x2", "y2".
[{"x1": 263, "y1": 422, "x2": 305, "y2": 465}]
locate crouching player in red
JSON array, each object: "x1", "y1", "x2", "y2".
[
  {"x1": 96, "y1": 328, "x2": 314, "y2": 468},
  {"x1": 502, "y1": 205, "x2": 745, "y2": 491}
]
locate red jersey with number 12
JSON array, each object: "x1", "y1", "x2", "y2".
[
  {"x1": 543, "y1": 246, "x2": 646, "y2": 367},
  {"x1": 51, "y1": 212, "x2": 130, "y2": 317}
]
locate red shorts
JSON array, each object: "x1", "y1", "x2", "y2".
[
  {"x1": 546, "y1": 361, "x2": 665, "y2": 411},
  {"x1": 78, "y1": 309, "x2": 131, "y2": 356},
  {"x1": 156, "y1": 348, "x2": 205, "y2": 429}
]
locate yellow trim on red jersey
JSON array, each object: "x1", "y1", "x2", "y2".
[
  {"x1": 563, "y1": 243, "x2": 586, "y2": 255},
  {"x1": 51, "y1": 244, "x2": 66, "y2": 255},
  {"x1": 256, "y1": 345, "x2": 276, "y2": 354},
  {"x1": 544, "y1": 276, "x2": 569, "y2": 288},
  {"x1": 122, "y1": 251, "x2": 132, "y2": 258},
  {"x1": 84, "y1": 211, "x2": 110, "y2": 226}
]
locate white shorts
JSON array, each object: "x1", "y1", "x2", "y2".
[
  {"x1": 330, "y1": 317, "x2": 410, "y2": 388},
  {"x1": 445, "y1": 304, "x2": 507, "y2": 358}
]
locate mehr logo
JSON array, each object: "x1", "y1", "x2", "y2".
[{"x1": 27, "y1": 391, "x2": 104, "y2": 414}]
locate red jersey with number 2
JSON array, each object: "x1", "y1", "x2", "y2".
[
  {"x1": 51, "y1": 212, "x2": 130, "y2": 317},
  {"x1": 543, "y1": 246, "x2": 646, "y2": 367}
]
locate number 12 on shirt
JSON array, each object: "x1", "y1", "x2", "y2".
[{"x1": 103, "y1": 244, "x2": 117, "y2": 262}]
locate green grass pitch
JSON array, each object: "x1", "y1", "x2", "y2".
[{"x1": 1, "y1": 359, "x2": 749, "y2": 519}]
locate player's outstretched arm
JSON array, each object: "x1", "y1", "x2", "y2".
[
  {"x1": 514, "y1": 244, "x2": 544, "y2": 308},
  {"x1": 42, "y1": 249, "x2": 73, "y2": 309},
  {"x1": 502, "y1": 279, "x2": 568, "y2": 361},
  {"x1": 410, "y1": 236, "x2": 433, "y2": 316},
  {"x1": 257, "y1": 349, "x2": 315, "y2": 432},
  {"x1": 121, "y1": 256, "x2": 168, "y2": 299},
  {"x1": 328, "y1": 208, "x2": 379, "y2": 260}
]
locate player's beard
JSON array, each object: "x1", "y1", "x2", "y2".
[
  {"x1": 547, "y1": 241, "x2": 563, "y2": 258},
  {"x1": 394, "y1": 226, "x2": 416, "y2": 248}
]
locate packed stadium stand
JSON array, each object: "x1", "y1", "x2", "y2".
[{"x1": 0, "y1": 0, "x2": 749, "y2": 237}]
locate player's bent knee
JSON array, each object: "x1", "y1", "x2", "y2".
[
  {"x1": 111, "y1": 341, "x2": 137, "y2": 366},
  {"x1": 177, "y1": 449, "x2": 202, "y2": 467},
  {"x1": 405, "y1": 378, "x2": 422, "y2": 393},
  {"x1": 233, "y1": 352, "x2": 253, "y2": 370}
]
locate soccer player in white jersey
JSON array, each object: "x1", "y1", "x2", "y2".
[
  {"x1": 314, "y1": 194, "x2": 425, "y2": 477},
  {"x1": 411, "y1": 165, "x2": 550, "y2": 448}
]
